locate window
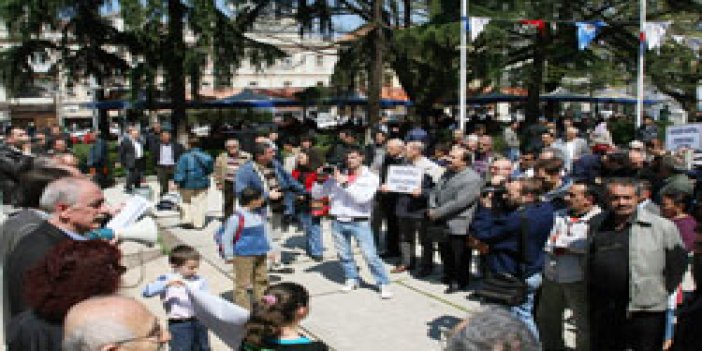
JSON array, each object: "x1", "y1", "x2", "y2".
[
  {"x1": 316, "y1": 81, "x2": 324, "y2": 87},
  {"x1": 249, "y1": 81, "x2": 258, "y2": 87},
  {"x1": 283, "y1": 81, "x2": 292, "y2": 88},
  {"x1": 316, "y1": 54, "x2": 324, "y2": 67}
]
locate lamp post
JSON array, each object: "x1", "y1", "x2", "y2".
[
  {"x1": 459, "y1": 0, "x2": 468, "y2": 132},
  {"x1": 635, "y1": 0, "x2": 646, "y2": 128}
]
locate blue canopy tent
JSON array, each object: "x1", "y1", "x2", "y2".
[
  {"x1": 325, "y1": 92, "x2": 412, "y2": 107},
  {"x1": 206, "y1": 89, "x2": 300, "y2": 108}
]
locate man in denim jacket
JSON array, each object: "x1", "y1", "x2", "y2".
[{"x1": 174, "y1": 137, "x2": 214, "y2": 229}]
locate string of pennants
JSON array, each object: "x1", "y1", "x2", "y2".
[{"x1": 467, "y1": 17, "x2": 702, "y2": 52}]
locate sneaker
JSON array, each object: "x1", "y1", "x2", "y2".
[
  {"x1": 379, "y1": 285, "x2": 394, "y2": 299},
  {"x1": 340, "y1": 279, "x2": 359, "y2": 293}
]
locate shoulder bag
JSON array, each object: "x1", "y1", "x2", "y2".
[{"x1": 473, "y1": 208, "x2": 529, "y2": 306}]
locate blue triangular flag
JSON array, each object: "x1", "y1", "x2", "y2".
[{"x1": 576, "y1": 21, "x2": 606, "y2": 50}]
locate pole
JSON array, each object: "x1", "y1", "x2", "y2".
[
  {"x1": 459, "y1": 0, "x2": 468, "y2": 132},
  {"x1": 636, "y1": 0, "x2": 646, "y2": 128}
]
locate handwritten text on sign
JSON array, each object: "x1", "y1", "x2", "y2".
[
  {"x1": 386, "y1": 165, "x2": 423, "y2": 194},
  {"x1": 666, "y1": 124, "x2": 702, "y2": 151}
]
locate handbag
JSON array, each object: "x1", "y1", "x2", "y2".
[{"x1": 473, "y1": 208, "x2": 529, "y2": 306}]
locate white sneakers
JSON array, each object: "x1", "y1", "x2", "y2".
[
  {"x1": 339, "y1": 279, "x2": 359, "y2": 293},
  {"x1": 379, "y1": 285, "x2": 394, "y2": 299},
  {"x1": 339, "y1": 280, "x2": 393, "y2": 299}
]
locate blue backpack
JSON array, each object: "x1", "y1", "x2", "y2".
[{"x1": 214, "y1": 212, "x2": 244, "y2": 259}]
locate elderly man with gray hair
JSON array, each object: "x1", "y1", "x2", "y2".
[
  {"x1": 63, "y1": 296, "x2": 170, "y2": 351},
  {"x1": 4, "y1": 176, "x2": 112, "y2": 319},
  {"x1": 391, "y1": 141, "x2": 444, "y2": 275},
  {"x1": 375, "y1": 138, "x2": 406, "y2": 258},
  {"x1": 445, "y1": 306, "x2": 540, "y2": 351}
]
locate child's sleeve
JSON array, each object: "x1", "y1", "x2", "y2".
[
  {"x1": 221, "y1": 215, "x2": 240, "y2": 260},
  {"x1": 142, "y1": 275, "x2": 170, "y2": 298}
]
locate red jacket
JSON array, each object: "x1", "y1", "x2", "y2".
[{"x1": 292, "y1": 169, "x2": 329, "y2": 217}]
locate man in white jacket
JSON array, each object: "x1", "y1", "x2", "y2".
[{"x1": 312, "y1": 146, "x2": 393, "y2": 299}]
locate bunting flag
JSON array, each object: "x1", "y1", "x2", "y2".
[
  {"x1": 575, "y1": 21, "x2": 607, "y2": 50},
  {"x1": 644, "y1": 21, "x2": 672, "y2": 51},
  {"x1": 469, "y1": 17, "x2": 491, "y2": 41},
  {"x1": 520, "y1": 19, "x2": 546, "y2": 34}
]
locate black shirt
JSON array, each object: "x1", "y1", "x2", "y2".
[{"x1": 590, "y1": 214, "x2": 632, "y2": 301}]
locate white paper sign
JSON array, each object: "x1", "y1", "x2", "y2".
[
  {"x1": 386, "y1": 165, "x2": 423, "y2": 194},
  {"x1": 666, "y1": 124, "x2": 702, "y2": 151}
]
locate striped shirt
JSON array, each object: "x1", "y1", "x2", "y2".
[{"x1": 224, "y1": 153, "x2": 248, "y2": 182}]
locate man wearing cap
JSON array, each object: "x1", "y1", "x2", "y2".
[{"x1": 657, "y1": 155, "x2": 694, "y2": 199}]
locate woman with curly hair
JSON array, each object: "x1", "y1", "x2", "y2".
[
  {"x1": 6, "y1": 240, "x2": 125, "y2": 351},
  {"x1": 242, "y1": 282, "x2": 328, "y2": 351}
]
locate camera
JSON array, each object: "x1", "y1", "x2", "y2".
[
  {"x1": 319, "y1": 165, "x2": 336, "y2": 176},
  {"x1": 481, "y1": 186, "x2": 507, "y2": 213}
]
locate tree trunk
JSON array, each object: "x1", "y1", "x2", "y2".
[
  {"x1": 403, "y1": 0, "x2": 412, "y2": 28},
  {"x1": 168, "y1": 0, "x2": 186, "y2": 139},
  {"x1": 367, "y1": 0, "x2": 384, "y2": 133},
  {"x1": 526, "y1": 32, "x2": 546, "y2": 124},
  {"x1": 96, "y1": 86, "x2": 110, "y2": 139}
]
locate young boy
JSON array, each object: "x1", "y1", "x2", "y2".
[
  {"x1": 221, "y1": 187, "x2": 271, "y2": 309},
  {"x1": 143, "y1": 245, "x2": 211, "y2": 351}
]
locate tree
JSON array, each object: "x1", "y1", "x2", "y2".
[
  {"x1": 0, "y1": 0, "x2": 133, "y2": 136},
  {"x1": 469, "y1": 0, "x2": 702, "y2": 122},
  {"x1": 120, "y1": 0, "x2": 287, "y2": 136}
]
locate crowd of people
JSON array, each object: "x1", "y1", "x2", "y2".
[{"x1": 1, "y1": 111, "x2": 702, "y2": 350}]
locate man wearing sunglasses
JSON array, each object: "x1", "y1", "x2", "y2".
[{"x1": 63, "y1": 295, "x2": 170, "y2": 351}]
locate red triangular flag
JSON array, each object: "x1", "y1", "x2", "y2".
[{"x1": 520, "y1": 19, "x2": 546, "y2": 34}]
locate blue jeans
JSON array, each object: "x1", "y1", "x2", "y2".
[
  {"x1": 298, "y1": 211, "x2": 323, "y2": 257},
  {"x1": 168, "y1": 319, "x2": 211, "y2": 351},
  {"x1": 510, "y1": 273, "x2": 542, "y2": 340},
  {"x1": 331, "y1": 220, "x2": 390, "y2": 286}
]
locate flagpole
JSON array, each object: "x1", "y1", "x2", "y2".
[
  {"x1": 636, "y1": 0, "x2": 646, "y2": 128},
  {"x1": 459, "y1": 0, "x2": 468, "y2": 132}
]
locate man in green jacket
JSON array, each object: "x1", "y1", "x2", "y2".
[{"x1": 589, "y1": 177, "x2": 687, "y2": 350}]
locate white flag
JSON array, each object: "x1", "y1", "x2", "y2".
[
  {"x1": 470, "y1": 17, "x2": 491, "y2": 41},
  {"x1": 644, "y1": 21, "x2": 671, "y2": 51}
]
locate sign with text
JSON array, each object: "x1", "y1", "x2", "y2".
[
  {"x1": 386, "y1": 165, "x2": 423, "y2": 194},
  {"x1": 666, "y1": 124, "x2": 702, "y2": 151}
]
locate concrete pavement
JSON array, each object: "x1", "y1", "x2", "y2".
[{"x1": 109, "y1": 179, "x2": 479, "y2": 351}]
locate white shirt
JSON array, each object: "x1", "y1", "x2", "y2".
[
  {"x1": 311, "y1": 166, "x2": 378, "y2": 220},
  {"x1": 133, "y1": 138, "x2": 144, "y2": 159},
  {"x1": 160, "y1": 144, "x2": 175, "y2": 166}
]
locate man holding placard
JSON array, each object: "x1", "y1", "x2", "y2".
[{"x1": 391, "y1": 141, "x2": 444, "y2": 275}]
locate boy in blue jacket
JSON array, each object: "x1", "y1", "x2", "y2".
[{"x1": 221, "y1": 187, "x2": 271, "y2": 310}]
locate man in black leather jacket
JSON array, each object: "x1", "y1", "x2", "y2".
[{"x1": 0, "y1": 127, "x2": 33, "y2": 205}]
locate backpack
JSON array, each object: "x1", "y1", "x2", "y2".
[{"x1": 214, "y1": 212, "x2": 244, "y2": 259}]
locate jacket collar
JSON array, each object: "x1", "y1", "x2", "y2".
[{"x1": 632, "y1": 208, "x2": 655, "y2": 226}]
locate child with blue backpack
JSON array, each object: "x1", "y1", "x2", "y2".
[{"x1": 221, "y1": 187, "x2": 271, "y2": 309}]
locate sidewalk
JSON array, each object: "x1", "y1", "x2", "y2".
[{"x1": 109, "y1": 179, "x2": 478, "y2": 351}]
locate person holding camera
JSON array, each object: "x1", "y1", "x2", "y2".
[
  {"x1": 291, "y1": 150, "x2": 327, "y2": 262},
  {"x1": 427, "y1": 147, "x2": 482, "y2": 293},
  {"x1": 470, "y1": 177, "x2": 555, "y2": 339},
  {"x1": 311, "y1": 147, "x2": 393, "y2": 299}
]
